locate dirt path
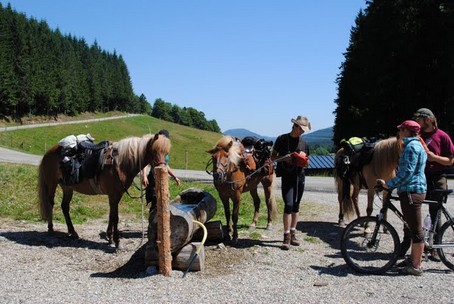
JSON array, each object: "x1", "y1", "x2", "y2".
[{"x1": 1, "y1": 191, "x2": 454, "y2": 303}]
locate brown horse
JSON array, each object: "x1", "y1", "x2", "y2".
[
  {"x1": 206, "y1": 135, "x2": 277, "y2": 244},
  {"x1": 334, "y1": 137, "x2": 401, "y2": 226},
  {"x1": 38, "y1": 134, "x2": 170, "y2": 248}
]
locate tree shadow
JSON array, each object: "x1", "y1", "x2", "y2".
[
  {"x1": 297, "y1": 220, "x2": 344, "y2": 251},
  {"x1": 309, "y1": 263, "x2": 407, "y2": 277}
]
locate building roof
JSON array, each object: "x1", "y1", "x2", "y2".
[{"x1": 307, "y1": 155, "x2": 334, "y2": 169}]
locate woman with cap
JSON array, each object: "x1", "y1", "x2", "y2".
[
  {"x1": 413, "y1": 108, "x2": 454, "y2": 262},
  {"x1": 376, "y1": 120, "x2": 427, "y2": 276},
  {"x1": 271, "y1": 116, "x2": 310, "y2": 250}
]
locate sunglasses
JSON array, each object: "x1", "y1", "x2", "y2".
[{"x1": 413, "y1": 114, "x2": 428, "y2": 120}]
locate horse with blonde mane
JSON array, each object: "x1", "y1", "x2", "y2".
[
  {"x1": 38, "y1": 133, "x2": 170, "y2": 248},
  {"x1": 334, "y1": 137, "x2": 401, "y2": 226},
  {"x1": 207, "y1": 135, "x2": 277, "y2": 245}
]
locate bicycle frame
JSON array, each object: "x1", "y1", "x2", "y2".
[
  {"x1": 373, "y1": 189, "x2": 454, "y2": 251},
  {"x1": 426, "y1": 192, "x2": 454, "y2": 249},
  {"x1": 341, "y1": 185, "x2": 454, "y2": 274},
  {"x1": 368, "y1": 193, "x2": 409, "y2": 249}
]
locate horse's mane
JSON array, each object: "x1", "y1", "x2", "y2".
[
  {"x1": 215, "y1": 135, "x2": 242, "y2": 165},
  {"x1": 114, "y1": 135, "x2": 151, "y2": 168},
  {"x1": 114, "y1": 134, "x2": 171, "y2": 169},
  {"x1": 369, "y1": 137, "x2": 401, "y2": 177}
]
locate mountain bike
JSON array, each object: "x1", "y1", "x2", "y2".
[{"x1": 340, "y1": 187, "x2": 454, "y2": 274}]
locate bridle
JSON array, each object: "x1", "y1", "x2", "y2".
[{"x1": 206, "y1": 148, "x2": 240, "y2": 186}]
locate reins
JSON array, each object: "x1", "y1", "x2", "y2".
[{"x1": 205, "y1": 153, "x2": 291, "y2": 190}]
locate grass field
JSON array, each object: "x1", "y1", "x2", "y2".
[
  {"x1": 0, "y1": 113, "x2": 222, "y2": 171},
  {"x1": 1, "y1": 113, "x2": 334, "y2": 235},
  {"x1": 0, "y1": 162, "x2": 284, "y2": 231}
]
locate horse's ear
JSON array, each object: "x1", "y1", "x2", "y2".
[
  {"x1": 153, "y1": 133, "x2": 160, "y2": 141},
  {"x1": 207, "y1": 148, "x2": 215, "y2": 154},
  {"x1": 227, "y1": 140, "x2": 233, "y2": 150}
]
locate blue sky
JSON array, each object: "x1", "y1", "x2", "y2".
[{"x1": 2, "y1": 0, "x2": 367, "y2": 136}]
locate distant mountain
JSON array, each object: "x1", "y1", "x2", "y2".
[
  {"x1": 223, "y1": 127, "x2": 333, "y2": 146},
  {"x1": 304, "y1": 127, "x2": 334, "y2": 146},
  {"x1": 222, "y1": 128, "x2": 275, "y2": 143}
]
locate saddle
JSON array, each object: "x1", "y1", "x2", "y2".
[
  {"x1": 60, "y1": 138, "x2": 113, "y2": 186},
  {"x1": 336, "y1": 137, "x2": 377, "y2": 180},
  {"x1": 241, "y1": 137, "x2": 274, "y2": 176}
]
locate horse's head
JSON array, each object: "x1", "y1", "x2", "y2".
[
  {"x1": 149, "y1": 133, "x2": 171, "y2": 167},
  {"x1": 206, "y1": 136, "x2": 241, "y2": 185}
]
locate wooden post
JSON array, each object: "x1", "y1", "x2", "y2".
[{"x1": 155, "y1": 165, "x2": 172, "y2": 276}]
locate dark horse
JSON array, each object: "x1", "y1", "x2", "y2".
[
  {"x1": 334, "y1": 137, "x2": 401, "y2": 226},
  {"x1": 38, "y1": 134, "x2": 170, "y2": 248},
  {"x1": 206, "y1": 135, "x2": 277, "y2": 244}
]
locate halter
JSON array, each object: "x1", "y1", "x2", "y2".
[{"x1": 206, "y1": 148, "x2": 241, "y2": 187}]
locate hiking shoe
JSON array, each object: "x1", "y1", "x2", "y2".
[
  {"x1": 399, "y1": 264, "x2": 423, "y2": 276},
  {"x1": 395, "y1": 257, "x2": 411, "y2": 268},
  {"x1": 281, "y1": 233, "x2": 290, "y2": 250},
  {"x1": 429, "y1": 250, "x2": 441, "y2": 262},
  {"x1": 290, "y1": 231, "x2": 301, "y2": 246}
]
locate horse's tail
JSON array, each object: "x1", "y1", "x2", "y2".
[
  {"x1": 38, "y1": 148, "x2": 59, "y2": 221},
  {"x1": 38, "y1": 160, "x2": 51, "y2": 220},
  {"x1": 335, "y1": 175, "x2": 356, "y2": 220},
  {"x1": 341, "y1": 178, "x2": 355, "y2": 219},
  {"x1": 269, "y1": 193, "x2": 278, "y2": 221}
]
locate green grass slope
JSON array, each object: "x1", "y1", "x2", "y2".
[{"x1": 0, "y1": 115, "x2": 223, "y2": 171}]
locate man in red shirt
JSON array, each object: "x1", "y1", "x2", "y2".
[{"x1": 413, "y1": 108, "x2": 454, "y2": 261}]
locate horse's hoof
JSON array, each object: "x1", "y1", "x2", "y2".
[
  {"x1": 338, "y1": 219, "x2": 345, "y2": 227},
  {"x1": 266, "y1": 224, "x2": 274, "y2": 231},
  {"x1": 68, "y1": 232, "x2": 79, "y2": 240},
  {"x1": 106, "y1": 243, "x2": 117, "y2": 253},
  {"x1": 248, "y1": 225, "x2": 256, "y2": 232}
]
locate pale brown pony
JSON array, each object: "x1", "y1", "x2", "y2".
[
  {"x1": 38, "y1": 134, "x2": 170, "y2": 248},
  {"x1": 207, "y1": 135, "x2": 277, "y2": 244},
  {"x1": 334, "y1": 137, "x2": 401, "y2": 226}
]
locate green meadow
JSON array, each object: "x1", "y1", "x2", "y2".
[{"x1": 0, "y1": 114, "x2": 288, "y2": 232}]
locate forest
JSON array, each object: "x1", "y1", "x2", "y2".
[
  {"x1": 2, "y1": 1, "x2": 453, "y2": 139},
  {"x1": 0, "y1": 3, "x2": 220, "y2": 133},
  {"x1": 333, "y1": 0, "x2": 454, "y2": 144}
]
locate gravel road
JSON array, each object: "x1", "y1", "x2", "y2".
[
  {"x1": 1, "y1": 146, "x2": 454, "y2": 303},
  {"x1": 1, "y1": 189, "x2": 454, "y2": 303}
]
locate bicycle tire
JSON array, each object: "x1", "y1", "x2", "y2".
[
  {"x1": 438, "y1": 219, "x2": 454, "y2": 271},
  {"x1": 341, "y1": 216, "x2": 400, "y2": 274}
]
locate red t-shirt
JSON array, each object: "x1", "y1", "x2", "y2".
[{"x1": 420, "y1": 128, "x2": 454, "y2": 175}]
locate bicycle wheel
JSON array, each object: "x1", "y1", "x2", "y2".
[
  {"x1": 341, "y1": 216, "x2": 400, "y2": 274},
  {"x1": 438, "y1": 220, "x2": 454, "y2": 271}
]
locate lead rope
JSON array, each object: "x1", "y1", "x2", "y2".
[{"x1": 136, "y1": 156, "x2": 146, "y2": 250}]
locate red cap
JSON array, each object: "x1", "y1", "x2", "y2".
[{"x1": 397, "y1": 120, "x2": 420, "y2": 133}]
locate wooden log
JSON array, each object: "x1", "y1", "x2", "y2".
[
  {"x1": 155, "y1": 165, "x2": 172, "y2": 277},
  {"x1": 146, "y1": 188, "x2": 217, "y2": 268},
  {"x1": 172, "y1": 242, "x2": 205, "y2": 272},
  {"x1": 191, "y1": 220, "x2": 224, "y2": 243}
]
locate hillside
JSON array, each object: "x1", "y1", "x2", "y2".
[
  {"x1": 223, "y1": 127, "x2": 334, "y2": 146},
  {"x1": 0, "y1": 114, "x2": 222, "y2": 171}
]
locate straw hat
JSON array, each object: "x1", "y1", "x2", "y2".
[{"x1": 291, "y1": 116, "x2": 311, "y2": 132}]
